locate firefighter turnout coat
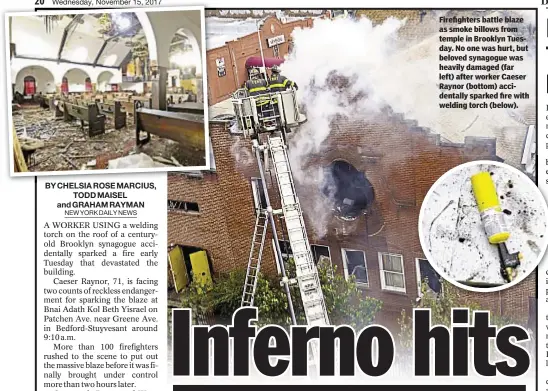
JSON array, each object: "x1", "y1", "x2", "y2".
[
  {"x1": 245, "y1": 78, "x2": 269, "y2": 106},
  {"x1": 268, "y1": 73, "x2": 295, "y2": 92}
]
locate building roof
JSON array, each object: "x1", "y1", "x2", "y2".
[
  {"x1": 209, "y1": 97, "x2": 235, "y2": 120},
  {"x1": 11, "y1": 13, "x2": 146, "y2": 68}
]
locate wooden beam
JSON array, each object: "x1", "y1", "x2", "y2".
[
  {"x1": 15, "y1": 55, "x2": 119, "y2": 70},
  {"x1": 93, "y1": 21, "x2": 141, "y2": 67},
  {"x1": 167, "y1": 102, "x2": 205, "y2": 115},
  {"x1": 58, "y1": 15, "x2": 84, "y2": 61},
  {"x1": 93, "y1": 40, "x2": 109, "y2": 66},
  {"x1": 12, "y1": 126, "x2": 28, "y2": 172}
]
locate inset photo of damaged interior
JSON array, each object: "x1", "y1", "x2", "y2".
[{"x1": 8, "y1": 9, "x2": 208, "y2": 174}]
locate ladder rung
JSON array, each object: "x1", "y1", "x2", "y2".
[
  {"x1": 303, "y1": 298, "x2": 324, "y2": 306},
  {"x1": 287, "y1": 227, "x2": 304, "y2": 232}
]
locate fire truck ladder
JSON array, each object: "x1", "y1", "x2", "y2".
[
  {"x1": 241, "y1": 211, "x2": 268, "y2": 307},
  {"x1": 240, "y1": 135, "x2": 330, "y2": 328},
  {"x1": 240, "y1": 138, "x2": 298, "y2": 324},
  {"x1": 267, "y1": 136, "x2": 330, "y2": 326}
]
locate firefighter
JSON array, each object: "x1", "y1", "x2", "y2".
[
  {"x1": 268, "y1": 65, "x2": 298, "y2": 93},
  {"x1": 268, "y1": 65, "x2": 298, "y2": 119},
  {"x1": 244, "y1": 68, "x2": 270, "y2": 109}
]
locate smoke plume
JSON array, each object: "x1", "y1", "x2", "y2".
[
  {"x1": 281, "y1": 16, "x2": 406, "y2": 237},
  {"x1": 230, "y1": 137, "x2": 255, "y2": 170},
  {"x1": 279, "y1": 11, "x2": 535, "y2": 237}
]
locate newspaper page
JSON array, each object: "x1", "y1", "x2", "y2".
[
  {"x1": 1, "y1": 1, "x2": 548, "y2": 391},
  {"x1": 37, "y1": 174, "x2": 167, "y2": 390}
]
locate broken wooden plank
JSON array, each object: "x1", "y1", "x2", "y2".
[
  {"x1": 12, "y1": 126, "x2": 28, "y2": 172},
  {"x1": 61, "y1": 141, "x2": 74, "y2": 153},
  {"x1": 61, "y1": 154, "x2": 78, "y2": 169}
]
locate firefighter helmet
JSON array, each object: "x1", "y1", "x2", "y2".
[
  {"x1": 271, "y1": 65, "x2": 281, "y2": 74},
  {"x1": 249, "y1": 68, "x2": 260, "y2": 79}
]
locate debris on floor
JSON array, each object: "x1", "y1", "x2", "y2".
[
  {"x1": 13, "y1": 106, "x2": 198, "y2": 172},
  {"x1": 108, "y1": 153, "x2": 168, "y2": 169}
]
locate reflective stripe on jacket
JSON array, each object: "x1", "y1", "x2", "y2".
[
  {"x1": 245, "y1": 79, "x2": 268, "y2": 95},
  {"x1": 245, "y1": 79, "x2": 270, "y2": 106},
  {"x1": 268, "y1": 74, "x2": 292, "y2": 92}
]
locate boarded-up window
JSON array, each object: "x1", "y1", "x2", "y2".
[
  {"x1": 23, "y1": 76, "x2": 36, "y2": 95},
  {"x1": 168, "y1": 199, "x2": 200, "y2": 213},
  {"x1": 168, "y1": 245, "x2": 213, "y2": 291},
  {"x1": 61, "y1": 77, "x2": 68, "y2": 93},
  {"x1": 85, "y1": 77, "x2": 92, "y2": 92}
]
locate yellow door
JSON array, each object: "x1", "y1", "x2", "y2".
[
  {"x1": 190, "y1": 250, "x2": 213, "y2": 289},
  {"x1": 168, "y1": 246, "x2": 188, "y2": 292}
]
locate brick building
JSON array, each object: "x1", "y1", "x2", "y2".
[
  {"x1": 207, "y1": 16, "x2": 313, "y2": 105},
  {"x1": 168, "y1": 112, "x2": 536, "y2": 330}
]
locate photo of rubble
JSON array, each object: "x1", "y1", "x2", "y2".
[
  {"x1": 167, "y1": 9, "x2": 537, "y2": 370},
  {"x1": 420, "y1": 161, "x2": 546, "y2": 290},
  {"x1": 8, "y1": 8, "x2": 208, "y2": 174}
]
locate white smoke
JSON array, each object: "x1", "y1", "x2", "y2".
[
  {"x1": 284, "y1": 17, "x2": 405, "y2": 165},
  {"x1": 278, "y1": 11, "x2": 535, "y2": 237},
  {"x1": 281, "y1": 16, "x2": 406, "y2": 237},
  {"x1": 230, "y1": 137, "x2": 255, "y2": 169}
]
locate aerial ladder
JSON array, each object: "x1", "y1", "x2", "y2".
[{"x1": 231, "y1": 87, "x2": 330, "y2": 368}]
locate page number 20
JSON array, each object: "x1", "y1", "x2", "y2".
[{"x1": 35, "y1": 0, "x2": 44, "y2": 4}]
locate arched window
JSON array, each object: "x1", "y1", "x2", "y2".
[
  {"x1": 23, "y1": 76, "x2": 36, "y2": 96},
  {"x1": 61, "y1": 77, "x2": 68, "y2": 93},
  {"x1": 85, "y1": 77, "x2": 92, "y2": 92},
  {"x1": 322, "y1": 160, "x2": 375, "y2": 221}
]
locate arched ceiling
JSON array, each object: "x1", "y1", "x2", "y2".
[{"x1": 11, "y1": 13, "x2": 148, "y2": 68}]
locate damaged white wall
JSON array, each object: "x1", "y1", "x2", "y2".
[
  {"x1": 96, "y1": 71, "x2": 115, "y2": 92},
  {"x1": 11, "y1": 57, "x2": 122, "y2": 91},
  {"x1": 120, "y1": 82, "x2": 145, "y2": 93},
  {"x1": 146, "y1": 10, "x2": 203, "y2": 71},
  {"x1": 14, "y1": 65, "x2": 56, "y2": 94},
  {"x1": 64, "y1": 68, "x2": 89, "y2": 92}
]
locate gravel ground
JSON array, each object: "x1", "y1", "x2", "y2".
[{"x1": 14, "y1": 106, "x2": 201, "y2": 172}]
